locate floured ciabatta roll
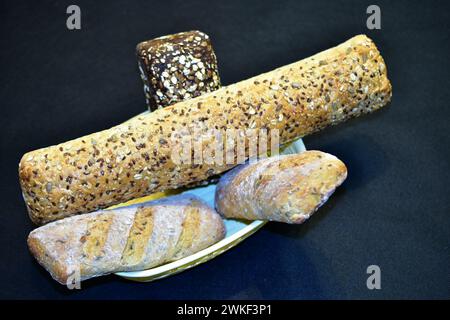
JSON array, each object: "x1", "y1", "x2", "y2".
[
  {"x1": 19, "y1": 35, "x2": 392, "y2": 224},
  {"x1": 136, "y1": 30, "x2": 221, "y2": 111},
  {"x1": 215, "y1": 151, "x2": 348, "y2": 224}
]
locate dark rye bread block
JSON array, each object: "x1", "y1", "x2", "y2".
[
  {"x1": 137, "y1": 30, "x2": 221, "y2": 111},
  {"x1": 19, "y1": 35, "x2": 392, "y2": 224}
]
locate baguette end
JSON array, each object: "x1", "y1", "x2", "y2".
[{"x1": 27, "y1": 232, "x2": 69, "y2": 285}]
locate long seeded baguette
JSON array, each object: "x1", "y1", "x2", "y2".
[
  {"x1": 19, "y1": 34, "x2": 392, "y2": 224},
  {"x1": 27, "y1": 194, "x2": 225, "y2": 285},
  {"x1": 215, "y1": 151, "x2": 347, "y2": 224}
]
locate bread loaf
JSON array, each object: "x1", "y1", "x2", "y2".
[
  {"x1": 137, "y1": 30, "x2": 221, "y2": 111},
  {"x1": 27, "y1": 194, "x2": 225, "y2": 285},
  {"x1": 215, "y1": 151, "x2": 347, "y2": 223},
  {"x1": 19, "y1": 34, "x2": 391, "y2": 224}
]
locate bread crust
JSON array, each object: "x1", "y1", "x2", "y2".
[
  {"x1": 27, "y1": 194, "x2": 225, "y2": 285},
  {"x1": 19, "y1": 35, "x2": 391, "y2": 224},
  {"x1": 27, "y1": 235, "x2": 70, "y2": 284},
  {"x1": 215, "y1": 151, "x2": 348, "y2": 223}
]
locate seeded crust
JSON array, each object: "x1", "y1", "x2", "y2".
[
  {"x1": 137, "y1": 30, "x2": 221, "y2": 111},
  {"x1": 215, "y1": 151, "x2": 348, "y2": 223},
  {"x1": 27, "y1": 194, "x2": 225, "y2": 285},
  {"x1": 19, "y1": 34, "x2": 392, "y2": 225}
]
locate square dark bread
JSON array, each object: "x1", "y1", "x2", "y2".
[{"x1": 136, "y1": 30, "x2": 221, "y2": 111}]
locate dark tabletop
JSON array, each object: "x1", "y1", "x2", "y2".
[{"x1": 0, "y1": 0, "x2": 449, "y2": 300}]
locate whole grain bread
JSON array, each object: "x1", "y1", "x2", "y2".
[
  {"x1": 19, "y1": 35, "x2": 391, "y2": 224},
  {"x1": 27, "y1": 194, "x2": 225, "y2": 285},
  {"x1": 136, "y1": 30, "x2": 221, "y2": 111}
]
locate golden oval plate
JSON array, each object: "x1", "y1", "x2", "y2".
[{"x1": 113, "y1": 112, "x2": 306, "y2": 282}]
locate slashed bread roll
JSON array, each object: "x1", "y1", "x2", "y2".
[
  {"x1": 215, "y1": 151, "x2": 347, "y2": 223},
  {"x1": 20, "y1": 35, "x2": 391, "y2": 224},
  {"x1": 27, "y1": 194, "x2": 225, "y2": 285}
]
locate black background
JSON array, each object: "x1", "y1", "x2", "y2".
[{"x1": 0, "y1": 0, "x2": 449, "y2": 299}]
